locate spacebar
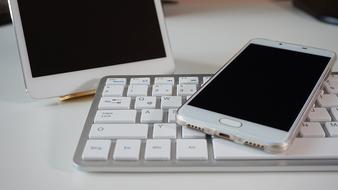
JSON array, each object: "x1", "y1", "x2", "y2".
[
  {"x1": 213, "y1": 138, "x2": 338, "y2": 160},
  {"x1": 89, "y1": 124, "x2": 148, "y2": 139},
  {"x1": 284, "y1": 138, "x2": 338, "y2": 158}
]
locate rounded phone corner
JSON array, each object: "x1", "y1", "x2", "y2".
[
  {"x1": 264, "y1": 141, "x2": 290, "y2": 153},
  {"x1": 175, "y1": 114, "x2": 187, "y2": 126}
]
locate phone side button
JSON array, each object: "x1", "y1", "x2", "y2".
[{"x1": 219, "y1": 118, "x2": 242, "y2": 128}]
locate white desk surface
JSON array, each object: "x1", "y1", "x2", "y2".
[{"x1": 1, "y1": 0, "x2": 338, "y2": 189}]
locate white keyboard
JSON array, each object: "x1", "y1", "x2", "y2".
[{"x1": 73, "y1": 74, "x2": 338, "y2": 172}]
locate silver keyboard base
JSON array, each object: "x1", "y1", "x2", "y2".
[{"x1": 73, "y1": 74, "x2": 338, "y2": 172}]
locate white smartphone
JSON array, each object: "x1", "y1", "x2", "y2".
[{"x1": 176, "y1": 38, "x2": 336, "y2": 153}]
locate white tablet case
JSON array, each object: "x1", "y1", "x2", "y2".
[{"x1": 9, "y1": 0, "x2": 175, "y2": 98}]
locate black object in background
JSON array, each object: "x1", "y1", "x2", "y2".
[
  {"x1": 17, "y1": 0, "x2": 166, "y2": 77},
  {"x1": 293, "y1": 0, "x2": 338, "y2": 25},
  {"x1": 189, "y1": 44, "x2": 330, "y2": 132},
  {"x1": 0, "y1": 0, "x2": 11, "y2": 25}
]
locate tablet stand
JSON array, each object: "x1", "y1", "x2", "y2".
[{"x1": 59, "y1": 90, "x2": 96, "y2": 101}]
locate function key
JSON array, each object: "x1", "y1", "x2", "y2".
[
  {"x1": 113, "y1": 140, "x2": 141, "y2": 161},
  {"x1": 82, "y1": 140, "x2": 111, "y2": 160},
  {"x1": 176, "y1": 139, "x2": 208, "y2": 160},
  {"x1": 144, "y1": 139, "x2": 171, "y2": 160}
]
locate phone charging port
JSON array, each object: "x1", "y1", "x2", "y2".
[{"x1": 218, "y1": 132, "x2": 230, "y2": 140}]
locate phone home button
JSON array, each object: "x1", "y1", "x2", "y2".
[{"x1": 219, "y1": 118, "x2": 242, "y2": 128}]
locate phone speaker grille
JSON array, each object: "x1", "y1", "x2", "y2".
[
  {"x1": 244, "y1": 141, "x2": 265, "y2": 150},
  {"x1": 186, "y1": 124, "x2": 204, "y2": 132}
]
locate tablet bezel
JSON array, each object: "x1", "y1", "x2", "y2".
[{"x1": 8, "y1": 0, "x2": 175, "y2": 98}]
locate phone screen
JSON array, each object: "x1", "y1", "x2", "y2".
[{"x1": 188, "y1": 43, "x2": 331, "y2": 132}]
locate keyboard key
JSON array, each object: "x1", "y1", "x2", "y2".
[
  {"x1": 317, "y1": 94, "x2": 338, "y2": 107},
  {"x1": 106, "y1": 78, "x2": 127, "y2": 85},
  {"x1": 167, "y1": 109, "x2": 177, "y2": 123},
  {"x1": 127, "y1": 85, "x2": 148, "y2": 97},
  {"x1": 98, "y1": 97, "x2": 131, "y2": 109},
  {"x1": 140, "y1": 109, "x2": 163, "y2": 123},
  {"x1": 202, "y1": 76, "x2": 211, "y2": 85},
  {"x1": 182, "y1": 126, "x2": 206, "y2": 138},
  {"x1": 161, "y1": 96, "x2": 182, "y2": 109},
  {"x1": 89, "y1": 124, "x2": 148, "y2": 139},
  {"x1": 213, "y1": 137, "x2": 338, "y2": 160},
  {"x1": 134, "y1": 96, "x2": 156, "y2": 109},
  {"x1": 113, "y1": 140, "x2": 141, "y2": 161},
  {"x1": 213, "y1": 138, "x2": 276, "y2": 160},
  {"x1": 324, "y1": 81, "x2": 338, "y2": 94},
  {"x1": 176, "y1": 139, "x2": 208, "y2": 160},
  {"x1": 144, "y1": 139, "x2": 171, "y2": 160},
  {"x1": 327, "y1": 75, "x2": 338, "y2": 83},
  {"x1": 330, "y1": 107, "x2": 338, "y2": 120},
  {"x1": 307, "y1": 108, "x2": 331, "y2": 122},
  {"x1": 94, "y1": 110, "x2": 137, "y2": 124},
  {"x1": 102, "y1": 85, "x2": 125, "y2": 97},
  {"x1": 325, "y1": 122, "x2": 338, "y2": 137},
  {"x1": 179, "y1": 76, "x2": 199, "y2": 84},
  {"x1": 300, "y1": 122, "x2": 325, "y2": 138},
  {"x1": 177, "y1": 84, "x2": 197, "y2": 96},
  {"x1": 153, "y1": 123, "x2": 177, "y2": 138},
  {"x1": 154, "y1": 77, "x2": 175, "y2": 85},
  {"x1": 130, "y1": 77, "x2": 150, "y2": 85},
  {"x1": 82, "y1": 140, "x2": 111, "y2": 160},
  {"x1": 152, "y1": 84, "x2": 173, "y2": 96}
]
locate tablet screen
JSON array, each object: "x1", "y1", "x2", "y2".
[{"x1": 17, "y1": 0, "x2": 166, "y2": 78}]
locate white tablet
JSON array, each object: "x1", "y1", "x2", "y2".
[{"x1": 8, "y1": 0, "x2": 174, "y2": 98}]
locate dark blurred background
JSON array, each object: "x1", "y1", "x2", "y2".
[
  {"x1": 0, "y1": 0, "x2": 337, "y2": 26},
  {"x1": 0, "y1": 0, "x2": 11, "y2": 25}
]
